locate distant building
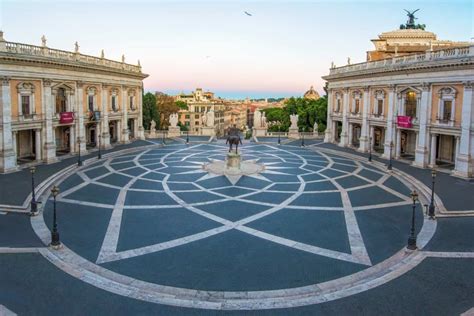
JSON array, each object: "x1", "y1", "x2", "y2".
[{"x1": 304, "y1": 86, "x2": 320, "y2": 100}]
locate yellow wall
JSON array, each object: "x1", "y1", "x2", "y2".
[
  {"x1": 9, "y1": 80, "x2": 43, "y2": 117},
  {"x1": 430, "y1": 84, "x2": 464, "y2": 127}
]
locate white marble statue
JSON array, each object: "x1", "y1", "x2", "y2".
[
  {"x1": 253, "y1": 110, "x2": 262, "y2": 128},
  {"x1": 150, "y1": 120, "x2": 156, "y2": 131},
  {"x1": 169, "y1": 113, "x2": 178, "y2": 127},
  {"x1": 261, "y1": 112, "x2": 267, "y2": 127},
  {"x1": 74, "y1": 41, "x2": 79, "y2": 53},
  {"x1": 101, "y1": 49, "x2": 105, "y2": 59},
  {"x1": 206, "y1": 110, "x2": 215, "y2": 127},
  {"x1": 41, "y1": 35, "x2": 47, "y2": 47},
  {"x1": 202, "y1": 110, "x2": 208, "y2": 126},
  {"x1": 313, "y1": 122, "x2": 318, "y2": 132},
  {"x1": 290, "y1": 114, "x2": 299, "y2": 129}
]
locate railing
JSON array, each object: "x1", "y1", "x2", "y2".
[
  {"x1": 266, "y1": 132, "x2": 288, "y2": 137},
  {"x1": 12, "y1": 113, "x2": 44, "y2": 122},
  {"x1": 1, "y1": 41, "x2": 142, "y2": 74},
  {"x1": 328, "y1": 45, "x2": 473, "y2": 76}
]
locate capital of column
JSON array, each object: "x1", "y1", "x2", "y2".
[
  {"x1": 2, "y1": 76, "x2": 10, "y2": 86},
  {"x1": 76, "y1": 81, "x2": 84, "y2": 89},
  {"x1": 463, "y1": 81, "x2": 473, "y2": 91},
  {"x1": 388, "y1": 84, "x2": 396, "y2": 92},
  {"x1": 421, "y1": 82, "x2": 431, "y2": 92},
  {"x1": 42, "y1": 79, "x2": 52, "y2": 87},
  {"x1": 363, "y1": 86, "x2": 370, "y2": 93}
]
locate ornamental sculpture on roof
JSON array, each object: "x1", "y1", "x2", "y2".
[{"x1": 400, "y1": 9, "x2": 426, "y2": 30}]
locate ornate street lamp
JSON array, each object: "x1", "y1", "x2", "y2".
[
  {"x1": 186, "y1": 130, "x2": 189, "y2": 144},
  {"x1": 368, "y1": 136, "x2": 372, "y2": 162},
  {"x1": 77, "y1": 137, "x2": 83, "y2": 166},
  {"x1": 407, "y1": 190, "x2": 418, "y2": 250},
  {"x1": 50, "y1": 185, "x2": 61, "y2": 249},
  {"x1": 29, "y1": 167, "x2": 38, "y2": 216},
  {"x1": 428, "y1": 169, "x2": 436, "y2": 219},
  {"x1": 277, "y1": 122, "x2": 281, "y2": 145},
  {"x1": 162, "y1": 130, "x2": 166, "y2": 145},
  {"x1": 387, "y1": 141, "x2": 393, "y2": 170},
  {"x1": 301, "y1": 127, "x2": 305, "y2": 147},
  {"x1": 98, "y1": 134, "x2": 102, "y2": 160}
]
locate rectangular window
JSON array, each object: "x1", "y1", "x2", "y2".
[
  {"x1": 129, "y1": 96, "x2": 134, "y2": 110},
  {"x1": 185, "y1": 115, "x2": 190, "y2": 119},
  {"x1": 354, "y1": 99, "x2": 360, "y2": 113},
  {"x1": 336, "y1": 99, "x2": 341, "y2": 112},
  {"x1": 112, "y1": 96, "x2": 117, "y2": 111},
  {"x1": 185, "y1": 121, "x2": 190, "y2": 126},
  {"x1": 195, "y1": 121, "x2": 200, "y2": 125},
  {"x1": 377, "y1": 99, "x2": 383, "y2": 115},
  {"x1": 88, "y1": 95, "x2": 94, "y2": 111},
  {"x1": 443, "y1": 100, "x2": 452, "y2": 121},
  {"x1": 21, "y1": 95, "x2": 30, "y2": 116},
  {"x1": 195, "y1": 114, "x2": 199, "y2": 119},
  {"x1": 405, "y1": 92, "x2": 417, "y2": 117}
]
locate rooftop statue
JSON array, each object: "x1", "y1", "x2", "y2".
[{"x1": 400, "y1": 9, "x2": 426, "y2": 30}]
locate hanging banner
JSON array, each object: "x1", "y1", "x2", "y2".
[
  {"x1": 59, "y1": 112, "x2": 74, "y2": 124},
  {"x1": 397, "y1": 115, "x2": 412, "y2": 128}
]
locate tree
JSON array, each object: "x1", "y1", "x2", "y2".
[
  {"x1": 156, "y1": 92, "x2": 179, "y2": 128},
  {"x1": 175, "y1": 100, "x2": 188, "y2": 110},
  {"x1": 142, "y1": 92, "x2": 159, "y2": 130}
]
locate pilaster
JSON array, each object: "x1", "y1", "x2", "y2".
[
  {"x1": 0, "y1": 77, "x2": 18, "y2": 173},
  {"x1": 76, "y1": 81, "x2": 87, "y2": 153},
  {"x1": 101, "y1": 84, "x2": 111, "y2": 148},
  {"x1": 42, "y1": 79, "x2": 57, "y2": 164},
  {"x1": 338, "y1": 88, "x2": 349, "y2": 147},
  {"x1": 121, "y1": 86, "x2": 129, "y2": 143},
  {"x1": 324, "y1": 88, "x2": 333, "y2": 143},
  {"x1": 383, "y1": 85, "x2": 396, "y2": 158},
  {"x1": 453, "y1": 81, "x2": 473, "y2": 178},
  {"x1": 358, "y1": 86, "x2": 370, "y2": 152},
  {"x1": 137, "y1": 87, "x2": 145, "y2": 140},
  {"x1": 413, "y1": 83, "x2": 431, "y2": 168}
]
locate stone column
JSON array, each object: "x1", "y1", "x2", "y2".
[
  {"x1": 76, "y1": 82, "x2": 87, "y2": 153},
  {"x1": 137, "y1": 87, "x2": 145, "y2": 140},
  {"x1": 348, "y1": 123, "x2": 353, "y2": 147},
  {"x1": 369, "y1": 125, "x2": 374, "y2": 151},
  {"x1": 324, "y1": 89, "x2": 333, "y2": 143},
  {"x1": 42, "y1": 79, "x2": 57, "y2": 164},
  {"x1": 69, "y1": 126, "x2": 75, "y2": 153},
  {"x1": 414, "y1": 83, "x2": 431, "y2": 167},
  {"x1": 429, "y1": 133, "x2": 437, "y2": 167},
  {"x1": 338, "y1": 88, "x2": 349, "y2": 147},
  {"x1": 121, "y1": 86, "x2": 129, "y2": 143},
  {"x1": 0, "y1": 77, "x2": 17, "y2": 172},
  {"x1": 101, "y1": 85, "x2": 111, "y2": 148},
  {"x1": 383, "y1": 85, "x2": 396, "y2": 158},
  {"x1": 453, "y1": 81, "x2": 473, "y2": 177},
  {"x1": 12, "y1": 131, "x2": 17, "y2": 157},
  {"x1": 358, "y1": 87, "x2": 370, "y2": 152},
  {"x1": 395, "y1": 129, "x2": 401, "y2": 159},
  {"x1": 35, "y1": 129, "x2": 42, "y2": 161}
]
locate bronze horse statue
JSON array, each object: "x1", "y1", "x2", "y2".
[{"x1": 226, "y1": 126, "x2": 242, "y2": 154}]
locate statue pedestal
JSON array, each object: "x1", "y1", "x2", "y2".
[
  {"x1": 252, "y1": 127, "x2": 267, "y2": 137},
  {"x1": 288, "y1": 127, "x2": 299, "y2": 139},
  {"x1": 226, "y1": 153, "x2": 241, "y2": 170},
  {"x1": 201, "y1": 126, "x2": 215, "y2": 136},
  {"x1": 148, "y1": 130, "x2": 156, "y2": 139},
  {"x1": 168, "y1": 126, "x2": 180, "y2": 138}
]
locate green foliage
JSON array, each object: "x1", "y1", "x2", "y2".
[
  {"x1": 175, "y1": 100, "x2": 188, "y2": 110},
  {"x1": 263, "y1": 96, "x2": 328, "y2": 133},
  {"x1": 178, "y1": 121, "x2": 189, "y2": 131},
  {"x1": 142, "y1": 92, "x2": 160, "y2": 130},
  {"x1": 245, "y1": 130, "x2": 252, "y2": 139}
]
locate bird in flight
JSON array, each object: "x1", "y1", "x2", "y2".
[{"x1": 244, "y1": 11, "x2": 252, "y2": 16}]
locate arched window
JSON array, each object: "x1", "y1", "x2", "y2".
[{"x1": 56, "y1": 88, "x2": 67, "y2": 113}]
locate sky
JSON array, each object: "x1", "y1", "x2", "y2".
[{"x1": 0, "y1": 0, "x2": 472, "y2": 99}]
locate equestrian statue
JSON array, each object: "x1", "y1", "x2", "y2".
[{"x1": 226, "y1": 125, "x2": 242, "y2": 154}]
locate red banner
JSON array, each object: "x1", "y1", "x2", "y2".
[
  {"x1": 397, "y1": 115, "x2": 412, "y2": 128},
  {"x1": 59, "y1": 112, "x2": 74, "y2": 124}
]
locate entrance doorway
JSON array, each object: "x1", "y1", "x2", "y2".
[{"x1": 400, "y1": 130, "x2": 416, "y2": 160}]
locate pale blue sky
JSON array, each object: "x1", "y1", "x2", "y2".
[{"x1": 1, "y1": 0, "x2": 472, "y2": 99}]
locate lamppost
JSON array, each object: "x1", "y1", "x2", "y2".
[
  {"x1": 50, "y1": 185, "x2": 61, "y2": 249},
  {"x1": 428, "y1": 169, "x2": 436, "y2": 219},
  {"x1": 277, "y1": 122, "x2": 281, "y2": 145},
  {"x1": 301, "y1": 127, "x2": 305, "y2": 147},
  {"x1": 29, "y1": 167, "x2": 38, "y2": 216},
  {"x1": 407, "y1": 190, "x2": 418, "y2": 250},
  {"x1": 77, "y1": 137, "x2": 83, "y2": 166},
  {"x1": 368, "y1": 136, "x2": 372, "y2": 162},
  {"x1": 387, "y1": 141, "x2": 393, "y2": 170},
  {"x1": 186, "y1": 130, "x2": 189, "y2": 144},
  {"x1": 162, "y1": 130, "x2": 166, "y2": 145},
  {"x1": 98, "y1": 133, "x2": 102, "y2": 160}
]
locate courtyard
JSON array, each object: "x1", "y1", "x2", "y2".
[{"x1": 0, "y1": 138, "x2": 473, "y2": 315}]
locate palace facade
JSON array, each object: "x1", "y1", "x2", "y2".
[
  {"x1": 323, "y1": 25, "x2": 474, "y2": 178},
  {"x1": 0, "y1": 32, "x2": 148, "y2": 173}
]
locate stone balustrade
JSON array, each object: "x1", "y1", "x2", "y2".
[
  {"x1": 328, "y1": 45, "x2": 473, "y2": 76},
  {"x1": 1, "y1": 41, "x2": 142, "y2": 74}
]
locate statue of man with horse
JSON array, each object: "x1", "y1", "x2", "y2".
[{"x1": 226, "y1": 125, "x2": 242, "y2": 154}]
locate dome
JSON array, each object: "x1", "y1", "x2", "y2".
[{"x1": 304, "y1": 86, "x2": 320, "y2": 100}]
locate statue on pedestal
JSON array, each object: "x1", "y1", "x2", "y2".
[
  {"x1": 206, "y1": 110, "x2": 215, "y2": 127},
  {"x1": 169, "y1": 113, "x2": 178, "y2": 127},
  {"x1": 253, "y1": 110, "x2": 262, "y2": 128},
  {"x1": 290, "y1": 114, "x2": 298, "y2": 129},
  {"x1": 226, "y1": 125, "x2": 242, "y2": 154}
]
